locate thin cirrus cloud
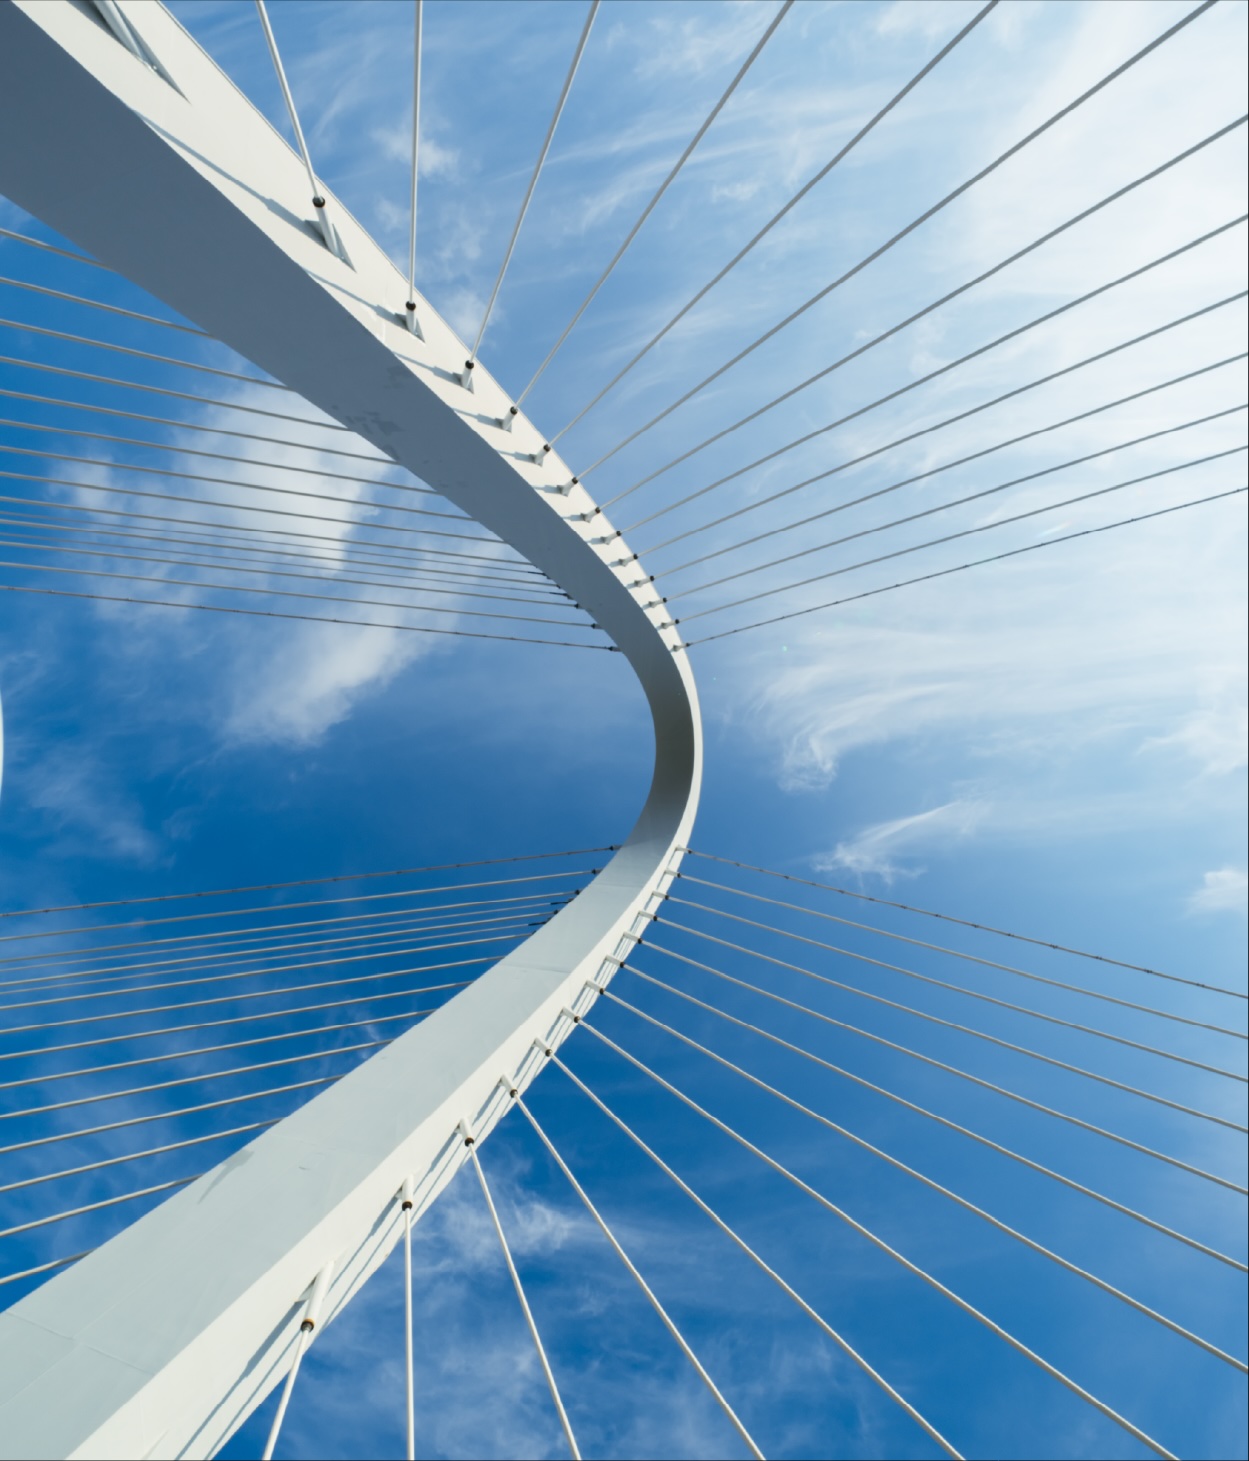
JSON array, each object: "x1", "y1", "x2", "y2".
[
  {"x1": 1188, "y1": 866, "x2": 1249, "y2": 916},
  {"x1": 812, "y1": 798, "x2": 987, "y2": 882}
]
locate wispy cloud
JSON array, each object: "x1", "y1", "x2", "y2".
[
  {"x1": 812, "y1": 798, "x2": 986, "y2": 882},
  {"x1": 1188, "y1": 866, "x2": 1248, "y2": 915}
]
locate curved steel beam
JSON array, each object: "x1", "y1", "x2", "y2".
[{"x1": 0, "y1": 3, "x2": 701, "y2": 1456}]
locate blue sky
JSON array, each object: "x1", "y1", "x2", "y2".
[{"x1": 0, "y1": 1, "x2": 1246, "y2": 1457}]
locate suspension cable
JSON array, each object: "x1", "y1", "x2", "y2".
[
  {"x1": 684, "y1": 486, "x2": 1248, "y2": 646},
  {"x1": 0, "y1": 1073, "x2": 349, "y2": 1159},
  {"x1": 0, "y1": 525, "x2": 569, "y2": 611},
  {"x1": 0, "y1": 892, "x2": 568, "y2": 987},
  {"x1": 0, "y1": 316, "x2": 292, "y2": 390},
  {"x1": 594, "y1": 991, "x2": 1245, "y2": 1369},
  {"x1": 0, "y1": 493, "x2": 547, "y2": 580},
  {"x1": 684, "y1": 850, "x2": 1241, "y2": 996},
  {"x1": 2, "y1": 935, "x2": 527, "y2": 1027},
  {"x1": 0, "y1": 1177, "x2": 196, "y2": 1243},
  {"x1": 570, "y1": 5, "x2": 1223, "y2": 471},
  {"x1": 516, "y1": 1094, "x2": 765, "y2": 1459},
  {"x1": 0, "y1": 226, "x2": 110, "y2": 270},
  {"x1": 468, "y1": 1139, "x2": 582, "y2": 1459},
  {"x1": 470, "y1": 1, "x2": 599, "y2": 364},
  {"x1": 662, "y1": 890, "x2": 1248, "y2": 1073},
  {"x1": 579, "y1": 1020, "x2": 1178, "y2": 1460},
  {"x1": 675, "y1": 872, "x2": 1245, "y2": 1038},
  {"x1": 513, "y1": 0, "x2": 794, "y2": 409},
  {"x1": 0, "y1": 511, "x2": 561, "y2": 592},
  {"x1": 672, "y1": 441, "x2": 1248, "y2": 624},
  {"x1": 3, "y1": 1037, "x2": 394, "y2": 1126},
  {"x1": 3, "y1": 989, "x2": 456, "y2": 1069},
  {"x1": 0, "y1": 1120, "x2": 275, "y2": 1197},
  {"x1": 632, "y1": 297, "x2": 1246, "y2": 549},
  {"x1": 629, "y1": 945, "x2": 1246, "y2": 1194},
  {"x1": 0, "y1": 886, "x2": 573, "y2": 976},
  {"x1": 0, "y1": 542, "x2": 593, "y2": 631},
  {"x1": 0, "y1": 384, "x2": 389, "y2": 461},
  {"x1": 550, "y1": 0, "x2": 998, "y2": 447},
  {"x1": 0, "y1": 1252, "x2": 90, "y2": 1290},
  {"x1": 0, "y1": 441, "x2": 496, "y2": 534},
  {"x1": 405, "y1": 0, "x2": 423, "y2": 336},
  {"x1": 0, "y1": 906, "x2": 552, "y2": 1003},
  {"x1": 0, "y1": 864, "x2": 596, "y2": 939},
  {"x1": 604, "y1": 189, "x2": 1245, "y2": 511},
  {"x1": 649, "y1": 919, "x2": 1247, "y2": 1126},
  {"x1": 0, "y1": 415, "x2": 443, "y2": 500},
  {"x1": 548, "y1": 1055, "x2": 964, "y2": 1457},
  {"x1": 255, "y1": 0, "x2": 341, "y2": 258},
  {"x1": 608, "y1": 970, "x2": 1245, "y2": 1270},
  {"x1": 0, "y1": 275, "x2": 205, "y2": 336},
  {"x1": 0, "y1": 556, "x2": 607, "y2": 642},
  {"x1": 0, "y1": 580, "x2": 616, "y2": 648},
  {"x1": 7, "y1": 958, "x2": 497, "y2": 1041},
  {"x1": 0, "y1": 465, "x2": 531, "y2": 557},
  {"x1": 0, "y1": 351, "x2": 353, "y2": 429},
  {"x1": 664, "y1": 403, "x2": 1246, "y2": 591}
]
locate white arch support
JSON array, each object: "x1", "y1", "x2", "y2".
[{"x1": 0, "y1": 3, "x2": 701, "y2": 1457}]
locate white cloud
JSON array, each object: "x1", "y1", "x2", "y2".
[
  {"x1": 222, "y1": 621, "x2": 427, "y2": 747},
  {"x1": 20, "y1": 745, "x2": 161, "y2": 864},
  {"x1": 812, "y1": 798, "x2": 986, "y2": 882},
  {"x1": 1188, "y1": 866, "x2": 1248, "y2": 915}
]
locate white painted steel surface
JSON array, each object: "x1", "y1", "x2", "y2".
[{"x1": 0, "y1": 2, "x2": 702, "y2": 1456}]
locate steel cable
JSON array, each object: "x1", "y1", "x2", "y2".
[
  {"x1": 0, "y1": 903, "x2": 561, "y2": 997},
  {"x1": 548, "y1": 1053, "x2": 964, "y2": 1458},
  {"x1": 0, "y1": 540, "x2": 595, "y2": 630},
  {"x1": 0, "y1": 441, "x2": 499, "y2": 535},
  {"x1": 683, "y1": 486, "x2": 1248, "y2": 645},
  {"x1": 664, "y1": 407, "x2": 1246, "y2": 595},
  {"x1": 0, "y1": 513, "x2": 563, "y2": 593},
  {"x1": 630, "y1": 943, "x2": 1246, "y2": 1195},
  {"x1": 608, "y1": 967, "x2": 1245, "y2": 1270},
  {"x1": 662, "y1": 891, "x2": 1248, "y2": 1071},
  {"x1": 0, "y1": 466, "x2": 534, "y2": 563},
  {"x1": 0, "y1": 864, "x2": 597, "y2": 940},
  {"x1": 675, "y1": 872, "x2": 1245, "y2": 1038},
  {"x1": 0, "y1": 893, "x2": 569, "y2": 988},
  {"x1": 0, "y1": 275, "x2": 206, "y2": 336},
  {"x1": 0, "y1": 524, "x2": 570, "y2": 610},
  {"x1": 0, "y1": 1072, "x2": 351, "y2": 1159},
  {"x1": 470, "y1": 1, "x2": 599, "y2": 362},
  {"x1": 649, "y1": 919, "x2": 1247, "y2": 1128},
  {"x1": 0, "y1": 351, "x2": 354, "y2": 429},
  {"x1": 579, "y1": 1019, "x2": 1178, "y2": 1461},
  {"x1": 0, "y1": 384, "x2": 392, "y2": 461},
  {"x1": 5, "y1": 959, "x2": 497, "y2": 1040},
  {"x1": 0, "y1": 226, "x2": 110, "y2": 270},
  {"x1": 605, "y1": 194, "x2": 1246, "y2": 511},
  {"x1": 0, "y1": 416, "x2": 443, "y2": 500},
  {"x1": 671, "y1": 442, "x2": 1248, "y2": 625},
  {"x1": 594, "y1": 989, "x2": 1247, "y2": 1370},
  {"x1": 683, "y1": 850, "x2": 1242, "y2": 997},
  {"x1": 2, "y1": 988, "x2": 460, "y2": 1068},
  {"x1": 515, "y1": 1094, "x2": 766, "y2": 1459},
  {"x1": 0, "y1": 496, "x2": 550, "y2": 583},
  {"x1": 574, "y1": 5, "x2": 1223, "y2": 475},
  {"x1": 0, "y1": 316, "x2": 293, "y2": 391},
  {"x1": 0, "y1": 929, "x2": 534, "y2": 1020},
  {"x1": 551, "y1": 0, "x2": 1000, "y2": 447},
  {"x1": 0, "y1": 556, "x2": 607, "y2": 641},
  {"x1": 633, "y1": 299, "x2": 1246, "y2": 551},
  {"x1": 468, "y1": 1143, "x2": 582, "y2": 1459},
  {"x1": 513, "y1": 0, "x2": 794, "y2": 408}
]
